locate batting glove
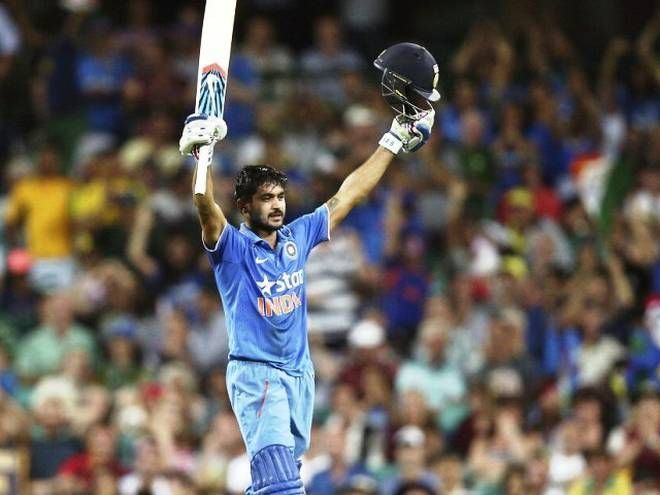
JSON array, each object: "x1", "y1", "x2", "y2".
[
  {"x1": 179, "y1": 113, "x2": 228, "y2": 156},
  {"x1": 379, "y1": 109, "x2": 435, "y2": 154}
]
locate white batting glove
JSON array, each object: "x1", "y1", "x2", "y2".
[
  {"x1": 179, "y1": 113, "x2": 228, "y2": 156},
  {"x1": 379, "y1": 109, "x2": 435, "y2": 154}
]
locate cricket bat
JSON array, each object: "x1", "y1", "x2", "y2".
[{"x1": 193, "y1": 0, "x2": 237, "y2": 195}]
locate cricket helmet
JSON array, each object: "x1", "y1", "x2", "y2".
[{"x1": 374, "y1": 42, "x2": 441, "y2": 119}]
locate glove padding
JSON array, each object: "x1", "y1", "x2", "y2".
[
  {"x1": 179, "y1": 113, "x2": 228, "y2": 156},
  {"x1": 380, "y1": 109, "x2": 435, "y2": 154}
]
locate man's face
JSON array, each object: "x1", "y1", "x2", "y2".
[
  {"x1": 244, "y1": 183, "x2": 286, "y2": 232},
  {"x1": 37, "y1": 148, "x2": 61, "y2": 176},
  {"x1": 88, "y1": 425, "x2": 116, "y2": 463},
  {"x1": 396, "y1": 443, "x2": 425, "y2": 470}
]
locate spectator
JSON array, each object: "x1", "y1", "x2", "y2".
[
  {"x1": 572, "y1": 388, "x2": 611, "y2": 452},
  {"x1": 467, "y1": 396, "x2": 533, "y2": 491},
  {"x1": 380, "y1": 426, "x2": 438, "y2": 495},
  {"x1": 568, "y1": 448, "x2": 632, "y2": 495},
  {"x1": 574, "y1": 301, "x2": 626, "y2": 387},
  {"x1": 481, "y1": 307, "x2": 536, "y2": 397},
  {"x1": 118, "y1": 435, "x2": 170, "y2": 495},
  {"x1": 28, "y1": 376, "x2": 81, "y2": 490},
  {"x1": 381, "y1": 233, "x2": 430, "y2": 354},
  {"x1": 338, "y1": 318, "x2": 397, "y2": 399},
  {"x1": 300, "y1": 16, "x2": 363, "y2": 106},
  {"x1": 238, "y1": 16, "x2": 293, "y2": 100},
  {"x1": 547, "y1": 419, "x2": 587, "y2": 492},
  {"x1": 223, "y1": 46, "x2": 260, "y2": 140},
  {"x1": 308, "y1": 417, "x2": 371, "y2": 495},
  {"x1": 626, "y1": 296, "x2": 660, "y2": 394},
  {"x1": 607, "y1": 391, "x2": 660, "y2": 489},
  {"x1": 186, "y1": 282, "x2": 229, "y2": 373},
  {"x1": 194, "y1": 411, "x2": 247, "y2": 493},
  {"x1": 445, "y1": 109, "x2": 496, "y2": 218},
  {"x1": 338, "y1": 474, "x2": 379, "y2": 495},
  {"x1": 395, "y1": 317, "x2": 467, "y2": 434},
  {"x1": 14, "y1": 290, "x2": 95, "y2": 382},
  {"x1": 307, "y1": 226, "x2": 370, "y2": 339},
  {"x1": 4, "y1": 144, "x2": 76, "y2": 292},
  {"x1": 0, "y1": 248, "x2": 40, "y2": 333},
  {"x1": 329, "y1": 382, "x2": 369, "y2": 466},
  {"x1": 57, "y1": 422, "x2": 126, "y2": 493},
  {"x1": 429, "y1": 453, "x2": 469, "y2": 495},
  {"x1": 101, "y1": 315, "x2": 145, "y2": 391},
  {"x1": 76, "y1": 18, "x2": 133, "y2": 137}
]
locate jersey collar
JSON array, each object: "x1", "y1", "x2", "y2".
[{"x1": 239, "y1": 223, "x2": 291, "y2": 247}]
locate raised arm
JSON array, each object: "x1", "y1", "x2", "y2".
[
  {"x1": 179, "y1": 114, "x2": 228, "y2": 247},
  {"x1": 193, "y1": 165, "x2": 227, "y2": 247},
  {"x1": 326, "y1": 110, "x2": 435, "y2": 232},
  {"x1": 326, "y1": 147, "x2": 395, "y2": 231}
]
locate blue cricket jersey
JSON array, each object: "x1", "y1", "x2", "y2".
[{"x1": 205, "y1": 204, "x2": 330, "y2": 376}]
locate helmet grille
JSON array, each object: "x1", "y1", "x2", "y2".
[{"x1": 380, "y1": 69, "x2": 432, "y2": 120}]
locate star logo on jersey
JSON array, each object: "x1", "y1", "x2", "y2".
[{"x1": 256, "y1": 274, "x2": 276, "y2": 296}]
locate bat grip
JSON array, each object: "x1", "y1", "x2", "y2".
[{"x1": 193, "y1": 143, "x2": 215, "y2": 195}]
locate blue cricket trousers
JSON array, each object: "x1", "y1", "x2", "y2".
[{"x1": 226, "y1": 360, "x2": 315, "y2": 460}]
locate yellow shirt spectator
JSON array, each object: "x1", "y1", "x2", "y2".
[
  {"x1": 568, "y1": 468, "x2": 632, "y2": 495},
  {"x1": 4, "y1": 176, "x2": 74, "y2": 258}
]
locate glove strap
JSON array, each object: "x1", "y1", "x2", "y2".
[{"x1": 379, "y1": 132, "x2": 403, "y2": 155}]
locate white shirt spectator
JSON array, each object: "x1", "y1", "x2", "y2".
[
  {"x1": 306, "y1": 228, "x2": 366, "y2": 337},
  {"x1": 118, "y1": 473, "x2": 171, "y2": 495}
]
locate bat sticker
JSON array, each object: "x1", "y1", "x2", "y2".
[{"x1": 198, "y1": 63, "x2": 227, "y2": 117}]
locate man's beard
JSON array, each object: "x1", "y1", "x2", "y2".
[{"x1": 250, "y1": 211, "x2": 284, "y2": 233}]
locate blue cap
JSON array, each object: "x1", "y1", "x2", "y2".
[{"x1": 103, "y1": 316, "x2": 138, "y2": 340}]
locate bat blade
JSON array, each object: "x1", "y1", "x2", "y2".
[{"x1": 193, "y1": 0, "x2": 237, "y2": 195}]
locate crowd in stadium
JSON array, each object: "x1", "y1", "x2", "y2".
[{"x1": 0, "y1": 0, "x2": 659, "y2": 494}]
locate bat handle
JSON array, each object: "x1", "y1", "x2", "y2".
[{"x1": 193, "y1": 142, "x2": 215, "y2": 195}]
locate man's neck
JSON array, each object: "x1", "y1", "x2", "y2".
[
  {"x1": 49, "y1": 324, "x2": 70, "y2": 337},
  {"x1": 401, "y1": 465, "x2": 423, "y2": 480},
  {"x1": 248, "y1": 223, "x2": 278, "y2": 249}
]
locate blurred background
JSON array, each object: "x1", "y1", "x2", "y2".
[{"x1": 0, "y1": 0, "x2": 659, "y2": 494}]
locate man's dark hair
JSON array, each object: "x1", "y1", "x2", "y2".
[{"x1": 234, "y1": 165, "x2": 288, "y2": 205}]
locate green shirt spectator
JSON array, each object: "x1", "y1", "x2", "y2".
[
  {"x1": 14, "y1": 291, "x2": 95, "y2": 381},
  {"x1": 395, "y1": 318, "x2": 468, "y2": 433}
]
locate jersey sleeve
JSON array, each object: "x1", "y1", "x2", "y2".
[
  {"x1": 203, "y1": 224, "x2": 245, "y2": 266},
  {"x1": 288, "y1": 204, "x2": 330, "y2": 257}
]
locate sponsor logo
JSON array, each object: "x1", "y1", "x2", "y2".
[
  {"x1": 256, "y1": 269, "x2": 304, "y2": 317},
  {"x1": 257, "y1": 294, "x2": 302, "y2": 317},
  {"x1": 256, "y1": 270, "x2": 303, "y2": 296},
  {"x1": 255, "y1": 257, "x2": 268, "y2": 264}
]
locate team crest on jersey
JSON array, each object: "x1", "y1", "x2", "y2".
[
  {"x1": 284, "y1": 241, "x2": 298, "y2": 259},
  {"x1": 198, "y1": 63, "x2": 227, "y2": 117}
]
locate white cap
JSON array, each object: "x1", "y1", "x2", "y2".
[
  {"x1": 395, "y1": 425, "x2": 426, "y2": 448},
  {"x1": 348, "y1": 319, "x2": 385, "y2": 349}
]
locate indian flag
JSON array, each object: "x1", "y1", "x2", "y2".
[
  {"x1": 570, "y1": 153, "x2": 613, "y2": 217},
  {"x1": 570, "y1": 152, "x2": 634, "y2": 235}
]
